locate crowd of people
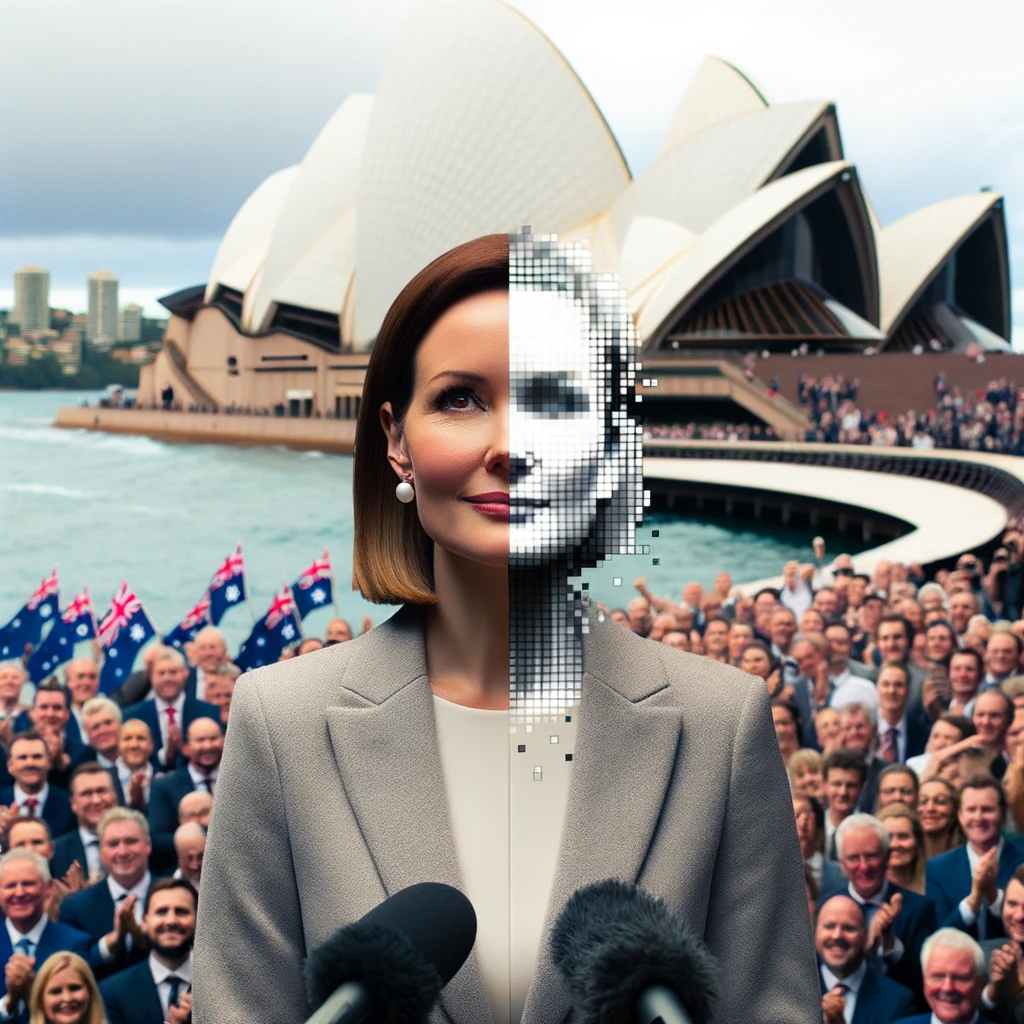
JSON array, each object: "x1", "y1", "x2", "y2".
[
  {"x1": 0, "y1": 615, "x2": 360, "y2": 1024},
  {"x1": 644, "y1": 372, "x2": 1024, "y2": 454},
  {"x1": 609, "y1": 523, "x2": 1024, "y2": 1023}
]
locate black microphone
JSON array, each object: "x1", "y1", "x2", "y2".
[
  {"x1": 550, "y1": 879, "x2": 719, "y2": 1024},
  {"x1": 303, "y1": 881, "x2": 476, "y2": 1024}
]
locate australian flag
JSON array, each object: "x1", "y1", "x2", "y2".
[
  {"x1": 0, "y1": 570, "x2": 60, "y2": 660},
  {"x1": 208, "y1": 544, "x2": 247, "y2": 625},
  {"x1": 291, "y1": 551, "x2": 334, "y2": 620},
  {"x1": 26, "y1": 589, "x2": 97, "y2": 683},
  {"x1": 97, "y1": 582, "x2": 156, "y2": 693},
  {"x1": 163, "y1": 593, "x2": 212, "y2": 651},
  {"x1": 235, "y1": 584, "x2": 302, "y2": 673}
]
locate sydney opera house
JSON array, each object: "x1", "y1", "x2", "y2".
[{"x1": 140, "y1": 0, "x2": 1012, "y2": 436}]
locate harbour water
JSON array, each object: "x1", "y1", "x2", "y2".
[{"x1": 1, "y1": 391, "x2": 846, "y2": 658}]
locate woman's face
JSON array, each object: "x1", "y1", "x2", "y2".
[
  {"x1": 772, "y1": 706, "x2": 798, "y2": 752},
  {"x1": 815, "y1": 708, "x2": 842, "y2": 750},
  {"x1": 918, "y1": 782, "x2": 956, "y2": 834},
  {"x1": 884, "y1": 816, "x2": 918, "y2": 869},
  {"x1": 739, "y1": 647, "x2": 771, "y2": 680},
  {"x1": 382, "y1": 291, "x2": 510, "y2": 567},
  {"x1": 795, "y1": 764, "x2": 824, "y2": 799},
  {"x1": 508, "y1": 289, "x2": 617, "y2": 562},
  {"x1": 42, "y1": 967, "x2": 89, "y2": 1024}
]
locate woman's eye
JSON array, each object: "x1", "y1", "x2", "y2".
[{"x1": 435, "y1": 387, "x2": 479, "y2": 411}]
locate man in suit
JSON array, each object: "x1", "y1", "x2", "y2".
[
  {"x1": 824, "y1": 748, "x2": 868, "y2": 860},
  {"x1": 189, "y1": 626, "x2": 230, "y2": 703},
  {"x1": 177, "y1": 792, "x2": 212, "y2": 831},
  {"x1": 0, "y1": 732, "x2": 74, "y2": 837},
  {"x1": 148, "y1": 717, "x2": 222, "y2": 872},
  {"x1": 892, "y1": 928, "x2": 992, "y2": 1024},
  {"x1": 110, "y1": 645, "x2": 162, "y2": 709},
  {"x1": 926, "y1": 777, "x2": 1024, "y2": 940},
  {"x1": 876, "y1": 766, "x2": 920, "y2": 814},
  {"x1": 857, "y1": 615, "x2": 933, "y2": 734},
  {"x1": 51, "y1": 763, "x2": 118, "y2": 882},
  {"x1": 980, "y1": 866, "x2": 1024, "y2": 1024},
  {"x1": 64, "y1": 659, "x2": 101, "y2": 733},
  {"x1": 173, "y1": 823, "x2": 205, "y2": 887},
  {"x1": 826, "y1": 812, "x2": 937, "y2": 1000},
  {"x1": 59, "y1": 806, "x2": 154, "y2": 978},
  {"x1": 123, "y1": 647, "x2": 218, "y2": 772},
  {"x1": 824, "y1": 623, "x2": 880, "y2": 712},
  {"x1": 817, "y1": 894, "x2": 916, "y2": 1024},
  {"x1": 0, "y1": 848, "x2": 91, "y2": 1019},
  {"x1": 99, "y1": 877, "x2": 197, "y2": 1024},
  {"x1": 14, "y1": 682, "x2": 90, "y2": 791},
  {"x1": 838, "y1": 704, "x2": 892, "y2": 814},
  {"x1": 6, "y1": 818, "x2": 54, "y2": 864},
  {"x1": 79, "y1": 697, "x2": 123, "y2": 773},
  {"x1": 877, "y1": 664, "x2": 931, "y2": 763},
  {"x1": 114, "y1": 718, "x2": 156, "y2": 813},
  {"x1": 974, "y1": 689, "x2": 1014, "y2": 781}
]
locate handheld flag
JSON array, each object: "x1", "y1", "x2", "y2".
[
  {"x1": 235, "y1": 583, "x2": 302, "y2": 673},
  {"x1": 26, "y1": 589, "x2": 97, "y2": 683},
  {"x1": 291, "y1": 551, "x2": 334, "y2": 620},
  {"x1": 97, "y1": 581, "x2": 156, "y2": 692},
  {"x1": 208, "y1": 544, "x2": 247, "y2": 625},
  {"x1": 163, "y1": 593, "x2": 212, "y2": 651},
  {"x1": 0, "y1": 569, "x2": 60, "y2": 660}
]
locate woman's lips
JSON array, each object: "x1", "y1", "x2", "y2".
[{"x1": 465, "y1": 492, "x2": 510, "y2": 520}]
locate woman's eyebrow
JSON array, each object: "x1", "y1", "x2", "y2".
[{"x1": 426, "y1": 370, "x2": 488, "y2": 386}]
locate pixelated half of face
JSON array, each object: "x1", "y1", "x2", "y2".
[{"x1": 508, "y1": 239, "x2": 639, "y2": 567}]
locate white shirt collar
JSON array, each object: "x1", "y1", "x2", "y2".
[
  {"x1": 847, "y1": 878, "x2": 888, "y2": 907},
  {"x1": 155, "y1": 693, "x2": 186, "y2": 716},
  {"x1": 878, "y1": 714, "x2": 906, "y2": 734},
  {"x1": 187, "y1": 763, "x2": 218, "y2": 787},
  {"x1": 5, "y1": 912, "x2": 47, "y2": 945},
  {"x1": 149, "y1": 950, "x2": 193, "y2": 987},
  {"x1": 115, "y1": 758, "x2": 152, "y2": 782},
  {"x1": 95, "y1": 752, "x2": 115, "y2": 769},
  {"x1": 13, "y1": 783, "x2": 48, "y2": 809},
  {"x1": 930, "y1": 1015, "x2": 978, "y2": 1024},
  {"x1": 107, "y1": 869, "x2": 151, "y2": 904},
  {"x1": 78, "y1": 826, "x2": 98, "y2": 847},
  {"x1": 821, "y1": 958, "x2": 867, "y2": 994}
]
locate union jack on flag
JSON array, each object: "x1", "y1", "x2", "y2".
[
  {"x1": 0, "y1": 569, "x2": 60, "y2": 659},
  {"x1": 235, "y1": 583, "x2": 302, "y2": 673},
  {"x1": 27, "y1": 569, "x2": 60, "y2": 611},
  {"x1": 163, "y1": 593, "x2": 212, "y2": 651},
  {"x1": 266, "y1": 583, "x2": 298, "y2": 630},
  {"x1": 209, "y1": 543, "x2": 247, "y2": 625},
  {"x1": 291, "y1": 551, "x2": 335, "y2": 619},
  {"x1": 26, "y1": 588, "x2": 97, "y2": 683},
  {"x1": 98, "y1": 581, "x2": 156, "y2": 692}
]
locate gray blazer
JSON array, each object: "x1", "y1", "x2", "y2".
[{"x1": 193, "y1": 606, "x2": 819, "y2": 1024}]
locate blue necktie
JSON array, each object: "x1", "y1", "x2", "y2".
[
  {"x1": 14, "y1": 938, "x2": 34, "y2": 957},
  {"x1": 166, "y1": 976, "x2": 185, "y2": 1011}
]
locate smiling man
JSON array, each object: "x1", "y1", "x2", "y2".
[
  {"x1": 100, "y1": 877, "x2": 198, "y2": 1024},
  {"x1": 893, "y1": 929, "x2": 990, "y2": 1024}
]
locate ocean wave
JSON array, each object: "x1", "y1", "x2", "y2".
[
  {"x1": 4, "y1": 483, "x2": 93, "y2": 499},
  {"x1": 0, "y1": 424, "x2": 165, "y2": 457}
]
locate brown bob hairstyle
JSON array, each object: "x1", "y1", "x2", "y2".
[{"x1": 352, "y1": 234, "x2": 509, "y2": 605}]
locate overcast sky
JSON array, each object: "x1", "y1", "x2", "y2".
[{"x1": 1, "y1": 0, "x2": 1021, "y2": 344}]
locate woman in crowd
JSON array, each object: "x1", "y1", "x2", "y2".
[
  {"x1": 877, "y1": 802, "x2": 927, "y2": 894},
  {"x1": 788, "y1": 748, "x2": 825, "y2": 801},
  {"x1": 739, "y1": 641, "x2": 788, "y2": 699},
  {"x1": 771, "y1": 697, "x2": 802, "y2": 767},
  {"x1": 917, "y1": 777, "x2": 963, "y2": 860},
  {"x1": 194, "y1": 233, "x2": 818, "y2": 1024},
  {"x1": 907, "y1": 714, "x2": 978, "y2": 779},
  {"x1": 28, "y1": 953, "x2": 104, "y2": 1024},
  {"x1": 814, "y1": 707, "x2": 843, "y2": 753}
]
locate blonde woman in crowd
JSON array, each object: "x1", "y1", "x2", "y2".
[
  {"x1": 28, "y1": 952, "x2": 105, "y2": 1024},
  {"x1": 917, "y1": 777, "x2": 964, "y2": 860},
  {"x1": 788, "y1": 749, "x2": 825, "y2": 802},
  {"x1": 877, "y1": 802, "x2": 927, "y2": 894}
]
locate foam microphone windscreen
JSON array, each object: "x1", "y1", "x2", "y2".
[
  {"x1": 550, "y1": 879, "x2": 720, "y2": 1024},
  {"x1": 305, "y1": 882, "x2": 477, "y2": 1024}
]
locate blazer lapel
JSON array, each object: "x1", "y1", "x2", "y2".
[
  {"x1": 522, "y1": 621, "x2": 682, "y2": 1024},
  {"x1": 324, "y1": 607, "x2": 491, "y2": 1024}
]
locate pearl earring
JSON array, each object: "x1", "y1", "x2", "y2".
[{"x1": 396, "y1": 480, "x2": 415, "y2": 503}]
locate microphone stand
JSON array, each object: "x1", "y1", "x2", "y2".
[{"x1": 637, "y1": 984, "x2": 693, "y2": 1024}]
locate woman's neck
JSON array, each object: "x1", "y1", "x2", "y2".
[
  {"x1": 922, "y1": 830, "x2": 954, "y2": 861},
  {"x1": 425, "y1": 549, "x2": 509, "y2": 710}
]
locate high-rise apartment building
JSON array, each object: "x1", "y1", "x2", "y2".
[
  {"x1": 87, "y1": 269, "x2": 119, "y2": 348},
  {"x1": 118, "y1": 302, "x2": 142, "y2": 342},
  {"x1": 13, "y1": 265, "x2": 50, "y2": 331}
]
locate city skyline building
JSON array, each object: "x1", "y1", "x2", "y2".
[
  {"x1": 87, "y1": 268, "x2": 118, "y2": 347},
  {"x1": 13, "y1": 265, "x2": 50, "y2": 331},
  {"x1": 118, "y1": 302, "x2": 142, "y2": 342}
]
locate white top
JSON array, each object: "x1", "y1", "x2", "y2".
[
  {"x1": 149, "y1": 951, "x2": 193, "y2": 1019},
  {"x1": 432, "y1": 696, "x2": 573, "y2": 1024},
  {"x1": 829, "y1": 670, "x2": 879, "y2": 711}
]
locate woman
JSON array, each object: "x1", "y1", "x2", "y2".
[
  {"x1": 28, "y1": 953, "x2": 104, "y2": 1024},
  {"x1": 814, "y1": 706, "x2": 843, "y2": 753},
  {"x1": 739, "y1": 641, "x2": 789, "y2": 699},
  {"x1": 194, "y1": 233, "x2": 818, "y2": 1024},
  {"x1": 906, "y1": 713, "x2": 977, "y2": 779},
  {"x1": 917, "y1": 777, "x2": 964, "y2": 860},
  {"x1": 793, "y1": 792, "x2": 845, "y2": 896},
  {"x1": 788, "y1": 748, "x2": 825, "y2": 802},
  {"x1": 877, "y1": 803, "x2": 927, "y2": 894},
  {"x1": 771, "y1": 698, "x2": 802, "y2": 766}
]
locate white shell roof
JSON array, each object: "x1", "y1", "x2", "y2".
[
  {"x1": 878, "y1": 192, "x2": 1003, "y2": 333},
  {"x1": 352, "y1": 0, "x2": 630, "y2": 345},
  {"x1": 205, "y1": 166, "x2": 299, "y2": 303},
  {"x1": 245, "y1": 94, "x2": 373, "y2": 333},
  {"x1": 610, "y1": 101, "x2": 832, "y2": 244},
  {"x1": 635, "y1": 160, "x2": 855, "y2": 344},
  {"x1": 657, "y1": 56, "x2": 768, "y2": 160}
]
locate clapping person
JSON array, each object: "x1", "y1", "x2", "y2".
[
  {"x1": 0, "y1": 734, "x2": 73, "y2": 837},
  {"x1": 114, "y1": 720, "x2": 155, "y2": 814},
  {"x1": 51, "y1": 766, "x2": 118, "y2": 883},
  {"x1": 980, "y1": 865, "x2": 1024, "y2": 1023},
  {"x1": 0, "y1": 850, "x2": 91, "y2": 1020},
  {"x1": 816, "y1": 894, "x2": 916, "y2": 1024},
  {"x1": 99, "y1": 878, "x2": 197, "y2": 1024},
  {"x1": 25, "y1": 952, "x2": 103, "y2": 1024},
  {"x1": 0, "y1": 664, "x2": 29, "y2": 743}
]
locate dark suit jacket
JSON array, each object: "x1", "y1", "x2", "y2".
[
  {"x1": 123, "y1": 695, "x2": 219, "y2": 770},
  {"x1": 857, "y1": 756, "x2": 891, "y2": 814},
  {"x1": 894, "y1": 1015, "x2": 992, "y2": 1024},
  {"x1": 51, "y1": 828, "x2": 92, "y2": 881},
  {"x1": 821, "y1": 881, "x2": 937, "y2": 999},
  {"x1": 58, "y1": 876, "x2": 150, "y2": 977},
  {"x1": 99, "y1": 958, "x2": 171, "y2": 1024},
  {"x1": 821, "y1": 858, "x2": 847, "y2": 894},
  {"x1": 11, "y1": 711, "x2": 82, "y2": 746},
  {"x1": 148, "y1": 765, "x2": 200, "y2": 873},
  {"x1": 0, "y1": 919, "x2": 92, "y2": 999},
  {"x1": 926, "y1": 842, "x2": 1024, "y2": 940},
  {"x1": 790, "y1": 676, "x2": 818, "y2": 749},
  {"x1": 0, "y1": 785, "x2": 74, "y2": 837},
  {"x1": 819, "y1": 960, "x2": 916, "y2": 1024}
]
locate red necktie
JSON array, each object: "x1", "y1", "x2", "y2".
[
  {"x1": 24, "y1": 798, "x2": 38, "y2": 817},
  {"x1": 880, "y1": 729, "x2": 898, "y2": 763}
]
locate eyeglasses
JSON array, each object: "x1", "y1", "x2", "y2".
[{"x1": 925, "y1": 973, "x2": 977, "y2": 986}]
